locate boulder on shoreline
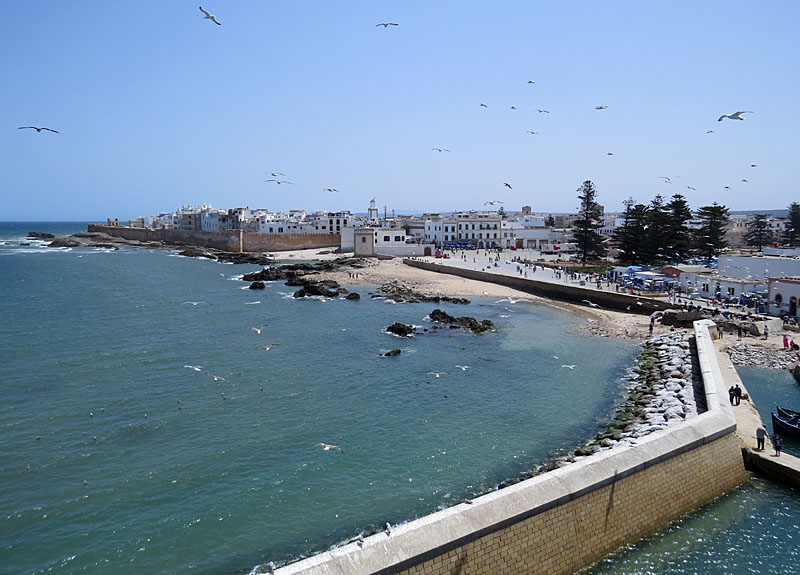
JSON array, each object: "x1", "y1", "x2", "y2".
[
  {"x1": 249, "y1": 281, "x2": 266, "y2": 290},
  {"x1": 375, "y1": 281, "x2": 470, "y2": 304}
]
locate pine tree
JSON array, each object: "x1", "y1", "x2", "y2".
[
  {"x1": 785, "y1": 202, "x2": 800, "y2": 247},
  {"x1": 745, "y1": 214, "x2": 772, "y2": 251},
  {"x1": 693, "y1": 203, "x2": 729, "y2": 262},
  {"x1": 642, "y1": 195, "x2": 670, "y2": 264},
  {"x1": 664, "y1": 194, "x2": 693, "y2": 263},
  {"x1": 612, "y1": 198, "x2": 648, "y2": 265},
  {"x1": 571, "y1": 180, "x2": 606, "y2": 265},
  {"x1": 545, "y1": 214, "x2": 556, "y2": 227}
]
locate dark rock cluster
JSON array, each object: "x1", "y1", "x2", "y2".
[
  {"x1": 374, "y1": 281, "x2": 470, "y2": 305},
  {"x1": 428, "y1": 309, "x2": 496, "y2": 334}
]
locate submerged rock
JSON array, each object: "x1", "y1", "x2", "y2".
[
  {"x1": 249, "y1": 281, "x2": 266, "y2": 290},
  {"x1": 384, "y1": 349, "x2": 402, "y2": 357}
]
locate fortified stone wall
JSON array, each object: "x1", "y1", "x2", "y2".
[
  {"x1": 87, "y1": 225, "x2": 339, "y2": 253},
  {"x1": 274, "y1": 320, "x2": 748, "y2": 575},
  {"x1": 403, "y1": 259, "x2": 674, "y2": 315},
  {"x1": 242, "y1": 232, "x2": 339, "y2": 252}
]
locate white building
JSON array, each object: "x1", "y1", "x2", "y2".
[
  {"x1": 718, "y1": 255, "x2": 800, "y2": 282},
  {"x1": 353, "y1": 228, "x2": 433, "y2": 257},
  {"x1": 769, "y1": 277, "x2": 800, "y2": 317}
]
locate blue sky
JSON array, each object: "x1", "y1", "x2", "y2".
[{"x1": 2, "y1": 1, "x2": 798, "y2": 221}]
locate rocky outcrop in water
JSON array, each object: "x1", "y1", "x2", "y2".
[
  {"x1": 28, "y1": 232, "x2": 55, "y2": 239},
  {"x1": 384, "y1": 348, "x2": 402, "y2": 357},
  {"x1": 428, "y1": 309, "x2": 496, "y2": 334},
  {"x1": 386, "y1": 323, "x2": 416, "y2": 337},
  {"x1": 249, "y1": 281, "x2": 266, "y2": 290},
  {"x1": 345, "y1": 292, "x2": 360, "y2": 301}
]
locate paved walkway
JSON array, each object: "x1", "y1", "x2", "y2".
[{"x1": 714, "y1": 342, "x2": 800, "y2": 486}]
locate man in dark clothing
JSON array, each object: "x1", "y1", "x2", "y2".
[
  {"x1": 729, "y1": 386, "x2": 736, "y2": 404},
  {"x1": 734, "y1": 384, "x2": 742, "y2": 405}
]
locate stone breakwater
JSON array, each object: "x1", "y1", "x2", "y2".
[
  {"x1": 561, "y1": 332, "x2": 703, "y2": 465},
  {"x1": 727, "y1": 343, "x2": 800, "y2": 370}
]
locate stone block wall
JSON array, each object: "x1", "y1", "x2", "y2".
[
  {"x1": 241, "y1": 232, "x2": 340, "y2": 252},
  {"x1": 395, "y1": 433, "x2": 745, "y2": 575}
]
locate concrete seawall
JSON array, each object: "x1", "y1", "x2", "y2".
[
  {"x1": 273, "y1": 321, "x2": 748, "y2": 575},
  {"x1": 402, "y1": 259, "x2": 673, "y2": 315},
  {"x1": 86, "y1": 225, "x2": 340, "y2": 253}
]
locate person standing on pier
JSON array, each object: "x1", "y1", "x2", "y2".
[
  {"x1": 774, "y1": 434, "x2": 782, "y2": 457},
  {"x1": 756, "y1": 424, "x2": 768, "y2": 451}
]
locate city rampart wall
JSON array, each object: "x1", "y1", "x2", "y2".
[
  {"x1": 87, "y1": 225, "x2": 339, "y2": 252},
  {"x1": 274, "y1": 320, "x2": 748, "y2": 575},
  {"x1": 402, "y1": 259, "x2": 674, "y2": 315}
]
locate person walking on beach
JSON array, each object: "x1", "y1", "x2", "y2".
[
  {"x1": 784, "y1": 334, "x2": 789, "y2": 349},
  {"x1": 734, "y1": 384, "x2": 742, "y2": 405},
  {"x1": 763, "y1": 324, "x2": 769, "y2": 339},
  {"x1": 756, "y1": 424, "x2": 768, "y2": 451},
  {"x1": 729, "y1": 386, "x2": 736, "y2": 405},
  {"x1": 737, "y1": 326, "x2": 743, "y2": 340},
  {"x1": 774, "y1": 434, "x2": 782, "y2": 457},
  {"x1": 717, "y1": 324, "x2": 724, "y2": 339}
]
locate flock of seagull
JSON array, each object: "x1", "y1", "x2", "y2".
[{"x1": 15, "y1": 5, "x2": 759, "y2": 201}]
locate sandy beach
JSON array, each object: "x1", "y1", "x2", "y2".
[{"x1": 274, "y1": 249, "x2": 667, "y2": 341}]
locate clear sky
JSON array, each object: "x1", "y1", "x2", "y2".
[{"x1": 2, "y1": 1, "x2": 798, "y2": 221}]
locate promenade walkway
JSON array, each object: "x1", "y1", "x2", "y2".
[{"x1": 714, "y1": 341, "x2": 800, "y2": 487}]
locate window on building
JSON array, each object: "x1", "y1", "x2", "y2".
[
  {"x1": 727, "y1": 287, "x2": 735, "y2": 296},
  {"x1": 394, "y1": 236, "x2": 402, "y2": 241},
  {"x1": 775, "y1": 293, "x2": 783, "y2": 306},
  {"x1": 383, "y1": 236, "x2": 390, "y2": 241},
  {"x1": 361, "y1": 237, "x2": 366, "y2": 243},
  {"x1": 702, "y1": 283, "x2": 709, "y2": 292}
]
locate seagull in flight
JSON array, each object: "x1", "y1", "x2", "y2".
[
  {"x1": 718, "y1": 110, "x2": 753, "y2": 121},
  {"x1": 536, "y1": 109, "x2": 550, "y2": 113},
  {"x1": 484, "y1": 200, "x2": 503, "y2": 206},
  {"x1": 706, "y1": 130, "x2": 716, "y2": 134},
  {"x1": 184, "y1": 365, "x2": 203, "y2": 372},
  {"x1": 376, "y1": 22, "x2": 398, "y2": 27},
  {"x1": 269, "y1": 172, "x2": 285, "y2": 177},
  {"x1": 323, "y1": 188, "x2": 339, "y2": 192},
  {"x1": 685, "y1": 185, "x2": 696, "y2": 190},
  {"x1": 198, "y1": 6, "x2": 221, "y2": 25},
  {"x1": 606, "y1": 152, "x2": 615, "y2": 156},
  {"x1": 18, "y1": 126, "x2": 59, "y2": 133},
  {"x1": 658, "y1": 176, "x2": 672, "y2": 184},
  {"x1": 503, "y1": 182, "x2": 512, "y2": 189},
  {"x1": 480, "y1": 103, "x2": 488, "y2": 107},
  {"x1": 265, "y1": 179, "x2": 294, "y2": 185},
  {"x1": 181, "y1": 301, "x2": 207, "y2": 306},
  {"x1": 455, "y1": 365, "x2": 470, "y2": 371},
  {"x1": 257, "y1": 344, "x2": 279, "y2": 351},
  {"x1": 431, "y1": 148, "x2": 451, "y2": 152},
  {"x1": 527, "y1": 80, "x2": 536, "y2": 84},
  {"x1": 510, "y1": 106, "x2": 518, "y2": 110},
  {"x1": 750, "y1": 164, "x2": 757, "y2": 168},
  {"x1": 582, "y1": 300, "x2": 602, "y2": 308},
  {"x1": 561, "y1": 365, "x2": 576, "y2": 370},
  {"x1": 250, "y1": 324, "x2": 268, "y2": 334},
  {"x1": 526, "y1": 131, "x2": 540, "y2": 135},
  {"x1": 427, "y1": 372, "x2": 447, "y2": 378},
  {"x1": 315, "y1": 442, "x2": 344, "y2": 453},
  {"x1": 207, "y1": 374, "x2": 226, "y2": 381},
  {"x1": 595, "y1": 105, "x2": 608, "y2": 110}
]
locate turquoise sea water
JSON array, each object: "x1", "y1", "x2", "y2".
[
  {"x1": 2, "y1": 223, "x2": 799, "y2": 575},
  {"x1": 1, "y1": 223, "x2": 639, "y2": 575}
]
